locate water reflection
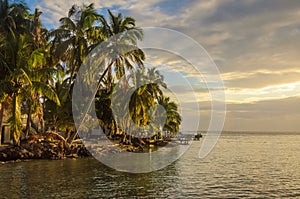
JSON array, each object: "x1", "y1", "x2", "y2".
[
  {"x1": 0, "y1": 134, "x2": 300, "y2": 198},
  {"x1": 0, "y1": 157, "x2": 180, "y2": 198}
]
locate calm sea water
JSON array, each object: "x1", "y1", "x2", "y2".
[{"x1": 0, "y1": 132, "x2": 299, "y2": 198}]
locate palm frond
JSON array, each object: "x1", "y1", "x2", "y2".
[{"x1": 31, "y1": 81, "x2": 60, "y2": 106}]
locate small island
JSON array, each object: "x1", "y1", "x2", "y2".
[{"x1": 0, "y1": 1, "x2": 185, "y2": 162}]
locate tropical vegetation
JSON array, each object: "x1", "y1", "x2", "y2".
[{"x1": 0, "y1": 0, "x2": 181, "y2": 152}]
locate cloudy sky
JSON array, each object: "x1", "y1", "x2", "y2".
[{"x1": 25, "y1": 0, "x2": 300, "y2": 132}]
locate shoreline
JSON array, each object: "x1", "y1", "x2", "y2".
[{"x1": 0, "y1": 133, "x2": 186, "y2": 163}]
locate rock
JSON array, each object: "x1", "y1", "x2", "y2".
[
  {"x1": 67, "y1": 154, "x2": 78, "y2": 158},
  {"x1": 0, "y1": 132, "x2": 93, "y2": 162}
]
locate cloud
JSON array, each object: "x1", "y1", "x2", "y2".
[
  {"x1": 31, "y1": 0, "x2": 300, "y2": 72},
  {"x1": 25, "y1": 0, "x2": 300, "y2": 131},
  {"x1": 32, "y1": 0, "x2": 166, "y2": 28},
  {"x1": 223, "y1": 70, "x2": 300, "y2": 89},
  {"x1": 224, "y1": 96, "x2": 300, "y2": 131},
  {"x1": 226, "y1": 81, "x2": 300, "y2": 103}
]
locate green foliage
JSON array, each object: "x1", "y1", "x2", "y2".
[
  {"x1": 157, "y1": 96, "x2": 182, "y2": 134},
  {"x1": 100, "y1": 68, "x2": 181, "y2": 137},
  {"x1": 0, "y1": 0, "x2": 60, "y2": 144},
  {"x1": 0, "y1": 1, "x2": 182, "y2": 145}
]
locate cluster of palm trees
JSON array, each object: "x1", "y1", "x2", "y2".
[
  {"x1": 0, "y1": 0, "x2": 181, "y2": 146},
  {"x1": 0, "y1": 1, "x2": 60, "y2": 145}
]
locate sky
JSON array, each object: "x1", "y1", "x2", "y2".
[{"x1": 24, "y1": 0, "x2": 300, "y2": 132}]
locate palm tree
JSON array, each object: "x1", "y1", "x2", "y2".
[
  {"x1": 0, "y1": 0, "x2": 12, "y2": 34},
  {"x1": 50, "y1": 3, "x2": 102, "y2": 88},
  {"x1": 0, "y1": 0, "x2": 30, "y2": 144},
  {"x1": 109, "y1": 68, "x2": 167, "y2": 139},
  {"x1": 0, "y1": 35, "x2": 10, "y2": 133},
  {"x1": 99, "y1": 9, "x2": 145, "y2": 92},
  {"x1": 49, "y1": 4, "x2": 104, "y2": 139},
  {"x1": 129, "y1": 68, "x2": 166, "y2": 126},
  {"x1": 0, "y1": 0, "x2": 30, "y2": 37},
  {"x1": 70, "y1": 9, "x2": 145, "y2": 142},
  {"x1": 0, "y1": 0, "x2": 29, "y2": 133},
  {"x1": 0, "y1": 1, "x2": 60, "y2": 144},
  {"x1": 95, "y1": 81, "x2": 116, "y2": 137},
  {"x1": 157, "y1": 96, "x2": 181, "y2": 135},
  {"x1": 44, "y1": 77, "x2": 75, "y2": 140},
  {"x1": 4, "y1": 34, "x2": 60, "y2": 144}
]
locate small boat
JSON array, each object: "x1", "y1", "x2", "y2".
[{"x1": 194, "y1": 133, "x2": 202, "y2": 141}]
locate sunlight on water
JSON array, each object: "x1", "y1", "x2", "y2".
[{"x1": 0, "y1": 133, "x2": 299, "y2": 198}]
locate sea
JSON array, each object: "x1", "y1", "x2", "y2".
[{"x1": 0, "y1": 132, "x2": 299, "y2": 198}]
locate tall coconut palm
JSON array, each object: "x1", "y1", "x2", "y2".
[
  {"x1": 0, "y1": 34, "x2": 10, "y2": 133},
  {"x1": 3, "y1": 34, "x2": 60, "y2": 144},
  {"x1": 0, "y1": 0, "x2": 30, "y2": 143},
  {"x1": 50, "y1": 3, "x2": 103, "y2": 88},
  {"x1": 0, "y1": 0, "x2": 60, "y2": 144},
  {"x1": 27, "y1": 8, "x2": 59, "y2": 134},
  {"x1": 99, "y1": 9, "x2": 145, "y2": 92},
  {"x1": 71, "y1": 9, "x2": 145, "y2": 142},
  {"x1": 0, "y1": 0, "x2": 29, "y2": 132},
  {"x1": 49, "y1": 4, "x2": 105, "y2": 141}
]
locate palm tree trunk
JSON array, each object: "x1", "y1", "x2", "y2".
[
  {"x1": 70, "y1": 63, "x2": 112, "y2": 144},
  {"x1": 0, "y1": 102, "x2": 4, "y2": 132},
  {"x1": 30, "y1": 118, "x2": 39, "y2": 133},
  {"x1": 0, "y1": 102, "x2": 4, "y2": 144},
  {"x1": 38, "y1": 101, "x2": 45, "y2": 133},
  {"x1": 25, "y1": 102, "x2": 32, "y2": 138},
  {"x1": 11, "y1": 95, "x2": 22, "y2": 146},
  {"x1": 107, "y1": 65, "x2": 112, "y2": 93}
]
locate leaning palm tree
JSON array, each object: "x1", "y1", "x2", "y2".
[{"x1": 71, "y1": 9, "x2": 146, "y2": 142}]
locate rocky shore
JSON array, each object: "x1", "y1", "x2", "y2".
[
  {"x1": 0, "y1": 132, "x2": 175, "y2": 163},
  {"x1": 0, "y1": 132, "x2": 90, "y2": 162}
]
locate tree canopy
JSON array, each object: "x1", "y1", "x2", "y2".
[{"x1": 0, "y1": 1, "x2": 181, "y2": 146}]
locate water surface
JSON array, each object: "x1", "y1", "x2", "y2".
[{"x1": 0, "y1": 133, "x2": 299, "y2": 198}]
